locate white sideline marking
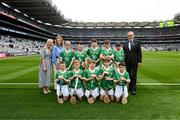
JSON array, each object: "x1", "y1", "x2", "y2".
[
  {"x1": 0, "y1": 83, "x2": 179, "y2": 85},
  {"x1": 0, "y1": 55, "x2": 38, "y2": 60}
]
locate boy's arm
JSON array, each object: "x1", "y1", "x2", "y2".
[
  {"x1": 98, "y1": 72, "x2": 106, "y2": 80},
  {"x1": 100, "y1": 54, "x2": 105, "y2": 60},
  {"x1": 96, "y1": 58, "x2": 100, "y2": 63},
  {"x1": 125, "y1": 72, "x2": 131, "y2": 84},
  {"x1": 85, "y1": 77, "x2": 92, "y2": 81},
  {"x1": 67, "y1": 58, "x2": 74, "y2": 70},
  {"x1": 79, "y1": 75, "x2": 86, "y2": 81},
  {"x1": 62, "y1": 78, "x2": 71, "y2": 83},
  {"x1": 69, "y1": 71, "x2": 74, "y2": 81},
  {"x1": 86, "y1": 74, "x2": 97, "y2": 81},
  {"x1": 126, "y1": 79, "x2": 130, "y2": 83},
  {"x1": 120, "y1": 77, "x2": 130, "y2": 85},
  {"x1": 59, "y1": 50, "x2": 64, "y2": 62},
  {"x1": 105, "y1": 77, "x2": 114, "y2": 81},
  {"x1": 113, "y1": 74, "x2": 120, "y2": 83}
]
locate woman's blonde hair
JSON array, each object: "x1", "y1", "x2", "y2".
[{"x1": 46, "y1": 39, "x2": 53, "y2": 44}]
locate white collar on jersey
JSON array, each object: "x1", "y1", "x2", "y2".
[
  {"x1": 89, "y1": 68, "x2": 96, "y2": 73},
  {"x1": 119, "y1": 70, "x2": 126, "y2": 75},
  {"x1": 60, "y1": 69, "x2": 67, "y2": 74},
  {"x1": 103, "y1": 47, "x2": 111, "y2": 51},
  {"x1": 74, "y1": 69, "x2": 80, "y2": 73},
  {"x1": 103, "y1": 65, "x2": 111, "y2": 71},
  {"x1": 91, "y1": 47, "x2": 98, "y2": 50},
  {"x1": 65, "y1": 49, "x2": 71, "y2": 53}
]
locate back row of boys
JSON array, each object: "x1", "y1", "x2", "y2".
[{"x1": 55, "y1": 39, "x2": 130, "y2": 104}]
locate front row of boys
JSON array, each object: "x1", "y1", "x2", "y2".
[{"x1": 55, "y1": 39, "x2": 130, "y2": 104}]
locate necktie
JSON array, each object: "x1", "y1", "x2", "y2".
[
  {"x1": 128, "y1": 41, "x2": 131, "y2": 51},
  {"x1": 129, "y1": 40, "x2": 134, "y2": 51}
]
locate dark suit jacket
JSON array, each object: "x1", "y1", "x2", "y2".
[{"x1": 123, "y1": 39, "x2": 142, "y2": 65}]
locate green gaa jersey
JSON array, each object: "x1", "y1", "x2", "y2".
[
  {"x1": 114, "y1": 48, "x2": 125, "y2": 63},
  {"x1": 114, "y1": 71, "x2": 130, "y2": 86},
  {"x1": 74, "y1": 50, "x2": 88, "y2": 63},
  {"x1": 87, "y1": 47, "x2": 101, "y2": 61},
  {"x1": 100, "y1": 47, "x2": 114, "y2": 57},
  {"x1": 59, "y1": 49, "x2": 74, "y2": 68},
  {"x1": 84, "y1": 68, "x2": 99, "y2": 90},
  {"x1": 70, "y1": 69, "x2": 84, "y2": 89},
  {"x1": 55, "y1": 70, "x2": 70, "y2": 85},
  {"x1": 74, "y1": 50, "x2": 88, "y2": 69},
  {"x1": 99, "y1": 65, "x2": 115, "y2": 90}
]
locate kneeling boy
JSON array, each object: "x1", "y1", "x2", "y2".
[
  {"x1": 55, "y1": 62, "x2": 71, "y2": 104},
  {"x1": 69, "y1": 60, "x2": 85, "y2": 104},
  {"x1": 84, "y1": 60, "x2": 100, "y2": 104},
  {"x1": 114, "y1": 63, "x2": 130, "y2": 104}
]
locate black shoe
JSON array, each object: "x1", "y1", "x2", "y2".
[{"x1": 131, "y1": 91, "x2": 136, "y2": 95}]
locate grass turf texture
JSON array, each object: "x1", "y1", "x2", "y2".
[{"x1": 0, "y1": 51, "x2": 180, "y2": 119}]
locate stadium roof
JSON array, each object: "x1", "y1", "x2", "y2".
[
  {"x1": 1, "y1": 0, "x2": 67, "y2": 25},
  {"x1": 1, "y1": 0, "x2": 180, "y2": 28},
  {"x1": 60, "y1": 22, "x2": 160, "y2": 28}
]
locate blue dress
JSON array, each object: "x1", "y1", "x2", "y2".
[{"x1": 51, "y1": 45, "x2": 64, "y2": 65}]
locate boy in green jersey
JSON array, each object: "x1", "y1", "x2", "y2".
[
  {"x1": 84, "y1": 60, "x2": 100, "y2": 104},
  {"x1": 74, "y1": 41, "x2": 88, "y2": 70},
  {"x1": 55, "y1": 61, "x2": 71, "y2": 104},
  {"x1": 100, "y1": 39, "x2": 114, "y2": 65},
  {"x1": 99, "y1": 59, "x2": 115, "y2": 102},
  {"x1": 87, "y1": 39, "x2": 101, "y2": 67},
  {"x1": 114, "y1": 42, "x2": 125, "y2": 68},
  {"x1": 114, "y1": 63, "x2": 130, "y2": 104},
  {"x1": 69, "y1": 60, "x2": 85, "y2": 102},
  {"x1": 59, "y1": 41, "x2": 74, "y2": 70}
]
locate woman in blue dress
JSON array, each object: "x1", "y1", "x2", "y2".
[{"x1": 51, "y1": 35, "x2": 64, "y2": 89}]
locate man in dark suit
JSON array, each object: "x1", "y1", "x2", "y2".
[{"x1": 123, "y1": 31, "x2": 142, "y2": 95}]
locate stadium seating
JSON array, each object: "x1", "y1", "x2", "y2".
[
  {"x1": 0, "y1": 1, "x2": 180, "y2": 53},
  {"x1": 0, "y1": 35, "x2": 45, "y2": 55}
]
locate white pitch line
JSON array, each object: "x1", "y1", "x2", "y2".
[
  {"x1": 0, "y1": 83, "x2": 180, "y2": 85},
  {"x1": 0, "y1": 55, "x2": 38, "y2": 60}
]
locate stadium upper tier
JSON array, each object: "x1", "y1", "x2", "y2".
[
  {"x1": 0, "y1": 1, "x2": 180, "y2": 44},
  {"x1": 1, "y1": 0, "x2": 67, "y2": 25}
]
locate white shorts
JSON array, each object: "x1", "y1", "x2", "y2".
[
  {"x1": 100, "y1": 88, "x2": 114, "y2": 96},
  {"x1": 85, "y1": 87, "x2": 99, "y2": 98},
  {"x1": 114, "y1": 85, "x2": 128, "y2": 98},
  {"x1": 70, "y1": 88, "x2": 84, "y2": 98},
  {"x1": 56, "y1": 84, "x2": 69, "y2": 97}
]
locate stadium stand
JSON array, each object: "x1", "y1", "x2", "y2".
[
  {"x1": 0, "y1": 0, "x2": 180, "y2": 56},
  {"x1": 0, "y1": 35, "x2": 45, "y2": 56}
]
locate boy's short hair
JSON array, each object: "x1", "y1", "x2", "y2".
[
  {"x1": 91, "y1": 38, "x2": 97, "y2": 43},
  {"x1": 64, "y1": 40, "x2": 71, "y2": 45},
  {"x1": 104, "y1": 39, "x2": 110, "y2": 44},
  {"x1": 119, "y1": 62, "x2": 126, "y2": 67},
  {"x1": 77, "y1": 41, "x2": 84, "y2": 45},
  {"x1": 74, "y1": 59, "x2": 80, "y2": 64},
  {"x1": 115, "y1": 42, "x2": 122, "y2": 47},
  {"x1": 59, "y1": 61, "x2": 65, "y2": 65},
  {"x1": 89, "y1": 59, "x2": 96, "y2": 64},
  {"x1": 103, "y1": 59, "x2": 110, "y2": 63}
]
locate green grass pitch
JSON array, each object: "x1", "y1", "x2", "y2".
[{"x1": 0, "y1": 51, "x2": 180, "y2": 119}]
